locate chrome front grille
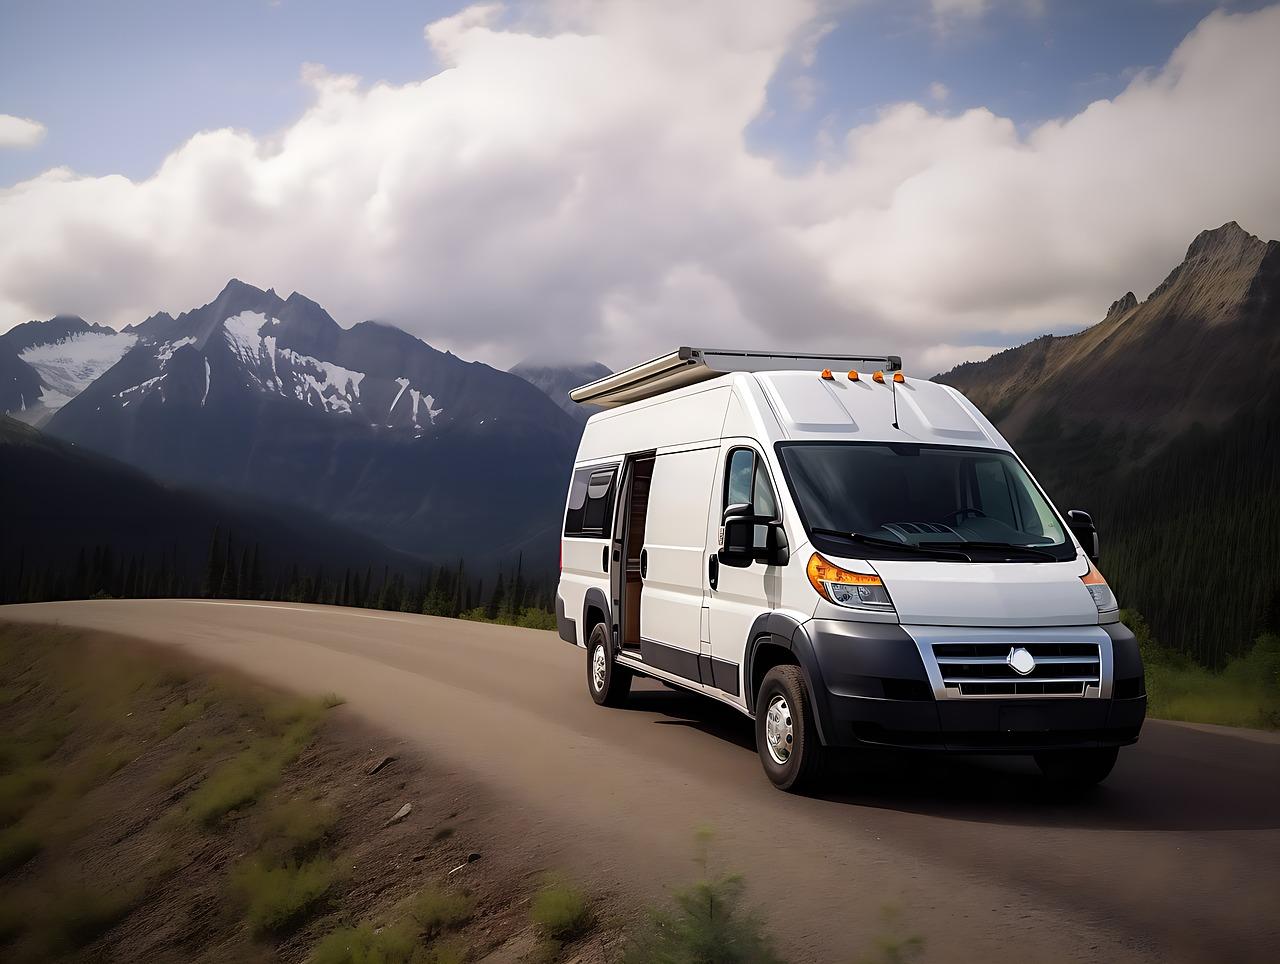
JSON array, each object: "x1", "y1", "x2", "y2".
[{"x1": 931, "y1": 641, "x2": 1102, "y2": 699}]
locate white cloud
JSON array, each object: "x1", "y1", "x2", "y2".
[
  {"x1": 0, "y1": 114, "x2": 47, "y2": 148},
  {"x1": 0, "y1": 1, "x2": 1278, "y2": 378},
  {"x1": 928, "y1": 80, "x2": 950, "y2": 102}
]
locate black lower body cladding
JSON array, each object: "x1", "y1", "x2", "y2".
[
  {"x1": 797, "y1": 618, "x2": 1147, "y2": 752},
  {"x1": 555, "y1": 594, "x2": 577, "y2": 645}
]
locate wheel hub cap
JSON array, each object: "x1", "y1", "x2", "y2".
[
  {"x1": 764, "y1": 694, "x2": 793, "y2": 764},
  {"x1": 592, "y1": 645, "x2": 607, "y2": 692}
]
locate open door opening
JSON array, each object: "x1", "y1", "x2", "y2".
[{"x1": 612, "y1": 453, "x2": 655, "y2": 654}]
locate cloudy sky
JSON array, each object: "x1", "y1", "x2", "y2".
[{"x1": 1, "y1": 0, "x2": 1278, "y2": 374}]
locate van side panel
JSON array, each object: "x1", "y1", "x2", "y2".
[
  {"x1": 639, "y1": 446, "x2": 719, "y2": 680},
  {"x1": 577, "y1": 385, "x2": 731, "y2": 462}
]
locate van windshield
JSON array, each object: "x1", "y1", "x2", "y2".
[{"x1": 776, "y1": 442, "x2": 1076, "y2": 563}]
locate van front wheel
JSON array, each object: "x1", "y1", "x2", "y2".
[
  {"x1": 587, "y1": 624, "x2": 631, "y2": 707},
  {"x1": 755, "y1": 665, "x2": 827, "y2": 792}
]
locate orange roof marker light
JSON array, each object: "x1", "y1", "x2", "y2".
[
  {"x1": 872, "y1": 370, "x2": 885, "y2": 383},
  {"x1": 847, "y1": 370, "x2": 860, "y2": 381},
  {"x1": 893, "y1": 371, "x2": 905, "y2": 383},
  {"x1": 820, "y1": 368, "x2": 834, "y2": 380}
]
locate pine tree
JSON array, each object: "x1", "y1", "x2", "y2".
[
  {"x1": 220, "y1": 542, "x2": 238, "y2": 599},
  {"x1": 206, "y1": 525, "x2": 224, "y2": 598}
]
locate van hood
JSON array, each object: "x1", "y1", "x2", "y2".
[{"x1": 829, "y1": 555, "x2": 1100, "y2": 627}]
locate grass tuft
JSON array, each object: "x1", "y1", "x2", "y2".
[
  {"x1": 531, "y1": 876, "x2": 592, "y2": 943},
  {"x1": 43, "y1": 883, "x2": 141, "y2": 952},
  {"x1": 408, "y1": 884, "x2": 475, "y2": 938},
  {"x1": 0, "y1": 766, "x2": 53, "y2": 827},
  {"x1": 235, "y1": 857, "x2": 338, "y2": 936},
  {"x1": 0, "y1": 824, "x2": 43, "y2": 875},
  {"x1": 260, "y1": 797, "x2": 339, "y2": 859},
  {"x1": 320, "y1": 692, "x2": 347, "y2": 709},
  {"x1": 310, "y1": 922, "x2": 426, "y2": 964},
  {"x1": 187, "y1": 745, "x2": 287, "y2": 827}
]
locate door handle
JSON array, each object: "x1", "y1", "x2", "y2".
[
  {"x1": 708, "y1": 554, "x2": 719, "y2": 591},
  {"x1": 602, "y1": 545, "x2": 610, "y2": 573},
  {"x1": 640, "y1": 548, "x2": 648, "y2": 579}
]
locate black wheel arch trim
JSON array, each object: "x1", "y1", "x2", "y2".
[
  {"x1": 744, "y1": 611, "x2": 834, "y2": 745},
  {"x1": 581, "y1": 588, "x2": 611, "y2": 648}
]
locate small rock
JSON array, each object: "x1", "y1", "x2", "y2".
[
  {"x1": 385, "y1": 803, "x2": 412, "y2": 826},
  {"x1": 467, "y1": 852, "x2": 481, "y2": 863},
  {"x1": 367, "y1": 754, "x2": 396, "y2": 775}
]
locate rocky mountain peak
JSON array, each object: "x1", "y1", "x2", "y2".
[
  {"x1": 1184, "y1": 221, "x2": 1260, "y2": 264},
  {"x1": 1105, "y1": 291, "x2": 1138, "y2": 320}
]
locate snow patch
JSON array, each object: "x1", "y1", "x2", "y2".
[
  {"x1": 20, "y1": 330, "x2": 137, "y2": 412},
  {"x1": 390, "y1": 377, "x2": 410, "y2": 414},
  {"x1": 220, "y1": 311, "x2": 366, "y2": 415}
]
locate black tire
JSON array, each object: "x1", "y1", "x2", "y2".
[
  {"x1": 755, "y1": 665, "x2": 827, "y2": 792},
  {"x1": 1034, "y1": 746, "x2": 1119, "y2": 788},
  {"x1": 586, "y1": 623, "x2": 631, "y2": 707}
]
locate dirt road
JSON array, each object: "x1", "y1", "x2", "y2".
[{"x1": 5, "y1": 599, "x2": 1277, "y2": 963}]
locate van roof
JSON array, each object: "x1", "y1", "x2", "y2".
[
  {"x1": 570, "y1": 346, "x2": 902, "y2": 409},
  {"x1": 573, "y1": 366, "x2": 1009, "y2": 464}
]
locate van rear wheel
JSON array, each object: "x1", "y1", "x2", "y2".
[
  {"x1": 755, "y1": 665, "x2": 827, "y2": 792},
  {"x1": 587, "y1": 624, "x2": 631, "y2": 707}
]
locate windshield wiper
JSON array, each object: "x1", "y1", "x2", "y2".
[
  {"x1": 809, "y1": 528, "x2": 971, "y2": 561},
  {"x1": 920, "y1": 540, "x2": 1057, "y2": 561}
]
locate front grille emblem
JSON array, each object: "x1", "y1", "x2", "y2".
[{"x1": 1007, "y1": 647, "x2": 1036, "y2": 676}]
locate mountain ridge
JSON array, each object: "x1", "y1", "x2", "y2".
[
  {"x1": 935, "y1": 220, "x2": 1280, "y2": 664},
  {"x1": 44, "y1": 280, "x2": 581, "y2": 568}
]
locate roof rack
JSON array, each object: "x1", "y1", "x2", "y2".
[{"x1": 570, "y1": 347, "x2": 901, "y2": 409}]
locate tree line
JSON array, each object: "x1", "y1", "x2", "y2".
[{"x1": 1, "y1": 524, "x2": 558, "y2": 631}]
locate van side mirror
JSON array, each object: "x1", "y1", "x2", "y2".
[
  {"x1": 719, "y1": 503, "x2": 788, "y2": 568},
  {"x1": 720, "y1": 503, "x2": 754, "y2": 568},
  {"x1": 1066, "y1": 509, "x2": 1099, "y2": 562}
]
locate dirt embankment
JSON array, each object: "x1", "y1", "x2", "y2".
[{"x1": 0, "y1": 623, "x2": 627, "y2": 963}]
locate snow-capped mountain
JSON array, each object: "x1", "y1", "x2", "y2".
[
  {"x1": 510, "y1": 360, "x2": 612, "y2": 424},
  {"x1": 45, "y1": 280, "x2": 581, "y2": 567},
  {"x1": 0, "y1": 315, "x2": 136, "y2": 425}
]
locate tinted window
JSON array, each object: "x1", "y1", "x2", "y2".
[
  {"x1": 777, "y1": 442, "x2": 1072, "y2": 562},
  {"x1": 564, "y1": 466, "x2": 617, "y2": 538}
]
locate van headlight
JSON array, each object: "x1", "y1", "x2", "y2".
[
  {"x1": 806, "y1": 553, "x2": 894, "y2": 612},
  {"x1": 1080, "y1": 561, "x2": 1117, "y2": 613}
]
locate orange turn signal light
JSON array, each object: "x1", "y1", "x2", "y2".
[
  {"x1": 806, "y1": 553, "x2": 883, "y2": 601},
  {"x1": 893, "y1": 371, "x2": 905, "y2": 383},
  {"x1": 872, "y1": 370, "x2": 885, "y2": 383},
  {"x1": 820, "y1": 368, "x2": 834, "y2": 380},
  {"x1": 1081, "y1": 561, "x2": 1108, "y2": 585},
  {"x1": 847, "y1": 370, "x2": 859, "y2": 381}
]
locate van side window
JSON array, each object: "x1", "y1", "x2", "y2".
[
  {"x1": 564, "y1": 466, "x2": 617, "y2": 538},
  {"x1": 723, "y1": 448, "x2": 779, "y2": 550}
]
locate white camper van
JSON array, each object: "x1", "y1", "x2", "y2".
[{"x1": 554, "y1": 348, "x2": 1145, "y2": 791}]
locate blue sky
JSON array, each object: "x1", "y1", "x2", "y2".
[{"x1": 1, "y1": 0, "x2": 1268, "y2": 185}]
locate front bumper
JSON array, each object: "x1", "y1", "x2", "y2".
[{"x1": 800, "y1": 619, "x2": 1146, "y2": 752}]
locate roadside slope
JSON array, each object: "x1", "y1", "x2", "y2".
[{"x1": 3, "y1": 600, "x2": 1278, "y2": 964}]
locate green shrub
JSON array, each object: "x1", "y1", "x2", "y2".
[
  {"x1": 531, "y1": 877, "x2": 591, "y2": 943},
  {"x1": 623, "y1": 873, "x2": 780, "y2": 964},
  {"x1": 236, "y1": 858, "x2": 337, "y2": 935},
  {"x1": 0, "y1": 824, "x2": 42, "y2": 875},
  {"x1": 310, "y1": 922, "x2": 425, "y2": 964},
  {"x1": 409, "y1": 885, "x2": 475, "y2": 938},
  {"x1": 261, "y1": 798, "x2": 339, "y2": 859},
  {"x1": 1127, "y1": 609, "x2": 1280, "y2": 729},
  {"x1": 187, "y1": 746, "x2": 285, "y2": 826},
  {"x1": 0, "y1": 766, "x2": 53, "y2": 827}
]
